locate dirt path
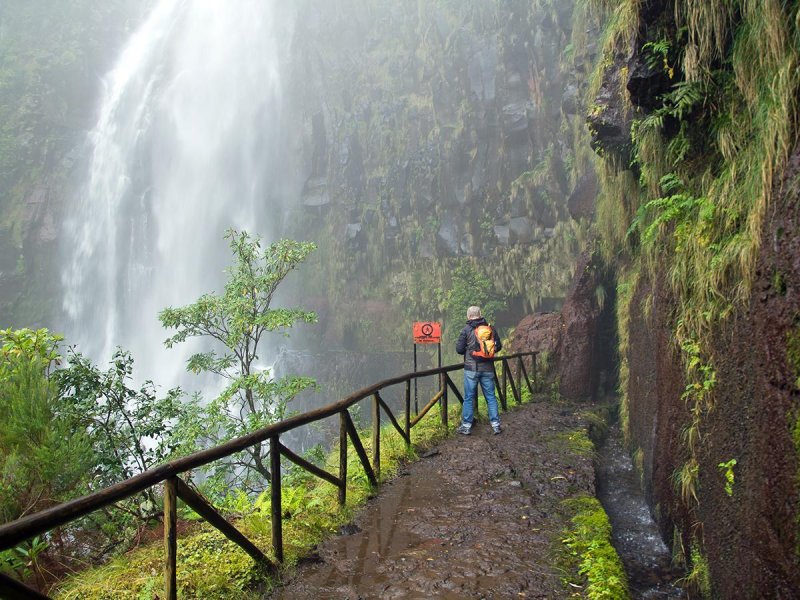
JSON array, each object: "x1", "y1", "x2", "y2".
[{"x1": 270, "y1": 400, "x2": 595, "y2": 599}]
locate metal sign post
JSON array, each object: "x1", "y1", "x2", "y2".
[{"x1": 412, "y1": 321, "x2": 442, "y2": 415}]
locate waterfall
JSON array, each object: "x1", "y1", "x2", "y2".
[{"x1": 61, "y1": 0, "x2": 296, "y2": 389}]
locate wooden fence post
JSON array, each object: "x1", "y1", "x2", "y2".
[
  {"x1": 339, "y1": 412, "x2": 348, "y2": 505},
  {"x1": 404, "y1": 379, "x2": 411, "y2": 448},
  {"x1": 372, "y1": 394, "x2": 381, "y2": 481},
  {"x1": 269, "y1": 436, "x2": 283, "y2": 563},
  {"x1": 440, "y1": 372, "x2": 448, "y2": 427},
  {"x1": 494, "y1": 363, "x2": 506, "y2": 411},
  {"x1": 164, "y1": 477, "x2": 178, "y2": 600}
]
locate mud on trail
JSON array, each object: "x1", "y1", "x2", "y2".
[{"x1": 270, "y1": 401, "x2": 596, "y2": 599}]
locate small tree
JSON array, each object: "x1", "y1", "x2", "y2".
[
  {"x1": 442, "y1": 262, "x2": 506, "y2": 343},
  {"x1": 56, "y1": 349, "x2": 188, "y2": 497},
  {"x1": 159, "y1": 229, "x2": 316, "y2": 494},
  {"x1": 0, "y1": 330, "x2": 92, "y2": 524}
]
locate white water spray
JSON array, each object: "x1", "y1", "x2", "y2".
[{"x1": 62, "y1": 0, "x2": 294, "y2": 388}]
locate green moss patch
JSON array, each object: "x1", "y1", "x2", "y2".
[{"x1": 558, "y1": 495, "x2": 629, "y2": 599}]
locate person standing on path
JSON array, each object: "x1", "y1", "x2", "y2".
[{"x1": 455, "y1": 305, "x2": 502, "y2": 435}]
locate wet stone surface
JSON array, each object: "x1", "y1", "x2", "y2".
[
  {"x1": 595, "y1": 427, "x2": 686, "y2": 599},
  {"x1": 270, "y1": 401, "x2": 595, "y2": 599}
]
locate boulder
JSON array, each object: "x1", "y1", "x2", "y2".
[
  {"x1": 501, "y1": 102, "x2": 530, "y2": 136},
  {"x1": 344, "y1": 223, "x2": 365, "y2": 251},
  {"x1": 511, "y1": 250, "x2": 609, "y2": 400},
  {"x1": 494, "y1": 224, "x2": 510, "y2": 246},
  {"x1": 567, "y1": 171, "x2": 598, "y2": 221},
  {"x1": 436, "y1": 212, "x2": 460, "y2": 256},
  {"x1": 509, "y1": 216, "x2": 534, "y2": 244},
  {"x1": 510, "y1": 312, "x2": 563, "y2": 356}
]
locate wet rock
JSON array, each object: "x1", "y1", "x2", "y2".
[
  {"x1": 508, "y1": 216, "x2": 533, "y2": 244},
  {"x1": 587, "y1": 48, "x2": 635, "y2": 162},
  {"x1": 460, "y1": 232, "x2": 475, "y2": 255},
  {"x1": 562, "y1": 82, "x2": 579, "y2": 115},
  {"x1": 511, "y1": 250, "x2": 613, "y2": 400},
  {"x1": 436, "y1": 212, "x2": 460, "y2": 256},
  {"x1": 345, "y1": 223, "x2": 365, "y2": 251},
  {"x1": 467, "y1": 41, "x2": 497, "y2": 104},
  {"x1": 558, "y1": 252, "x2": 605, "y2": 400},
  {"x1": 303, "y1": 177, "x2": 331, "y2": 210},
  {"x1": 493, "y1": 224, "x2": 510, "y2": 247},
  {"x1": 567, "y1": 171, "x2": 598, "y2": 221},
  {"x1": 501, "y1": 102, "x2": 530, "y2": 137},
  {"x1": 337, "y1": 523, "x2": 362, "y2": 536}
]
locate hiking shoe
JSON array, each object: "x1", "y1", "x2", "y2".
[
  {"x1": 456, "y1": 424, "x2": 472, "y2": 436},
  {"x1": 492, "y1": 424, "x2": 502, "y2": 435}
]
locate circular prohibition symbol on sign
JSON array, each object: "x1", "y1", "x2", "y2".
[{"x1": 413, "y1": 321, "x2": 441, "y2": 344}]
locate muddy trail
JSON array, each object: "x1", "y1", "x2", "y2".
[{"x1": 269, "y1": 400, "x2": 596, "y2": 599}]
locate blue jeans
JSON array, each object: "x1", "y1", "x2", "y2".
[{"x1": 462, "y1": 369, "x2": 500, "y2": 427}]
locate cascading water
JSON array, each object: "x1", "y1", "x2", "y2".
[{"x1": 62, "y1": 0, "x2": 296, "y2": 389}]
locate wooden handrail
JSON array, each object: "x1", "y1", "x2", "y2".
[
  {"x1": 0, "y1": 359, "x2": 474, "y2": 550},
  {"x1": 0, "y1": 351, "x2": 536, "y2": 598}
]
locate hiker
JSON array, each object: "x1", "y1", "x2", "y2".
[{"x1": 455, "y1": 305, "x2": 502, "y2": 435}]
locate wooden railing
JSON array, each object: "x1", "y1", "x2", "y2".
[{"x1": 0, "y1": 352, "x2": 537, "y2": 599}]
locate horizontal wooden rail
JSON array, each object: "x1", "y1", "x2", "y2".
[
  {"x1": 0, "y1": 351, "x2": 536, "y2": 598},
  {"x1": 0, "y1": 358, "x2": 477, "y2": 551}
]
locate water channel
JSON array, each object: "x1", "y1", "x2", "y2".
[{"x1": 595, "y1": 426, "x2": 687, "y2": 599}]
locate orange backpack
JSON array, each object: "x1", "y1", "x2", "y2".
[{"x1": 471, "y1": 324, "x2": 496, "y2": 359}]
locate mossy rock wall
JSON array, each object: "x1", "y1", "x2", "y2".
[
  {"x1": 279, "y1": 0, "x2": 597, "y2": 350},
  {"x1": 0, "y1": 1, "x2": 146, "y2": 327},
  {"x1": 587, "y1": 0, "x2": 800, "y2": 595}
]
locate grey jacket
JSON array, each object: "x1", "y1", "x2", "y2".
[{"x1": 455, "y1": 318, "x2": 502, "y2": 372}]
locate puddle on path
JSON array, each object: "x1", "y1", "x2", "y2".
[
  {"x1": 272, "y1": 404, "x2": 593, "y2": 599},
  {"x1": 595, "y1": 427, "x2": 687, "y2": 599},
  {"x1": 318, "y1": 472, "x2": 455, "y2": 594}
]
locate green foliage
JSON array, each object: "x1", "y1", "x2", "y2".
[
  {"x1": 717, "y1": 458, "x2": 737, "y2": 497},
  {"x1": 0, "y1": 331, "x2": 91, "y2": 526},
  {"x1": 560, "y1": 495, "x2": 629, "y2": 599},
  {"x1": 786, "y1": 326, "x2": 800, "y2": 389},
  {"x1": 160, "y1": 229, "x2": 317, "y2": 494},
  {"x1": 642, "y1": 39, "x2": 674, "y2": 77},
  {"x1": 55, "y1": 348, "x2": 189, "y2": 512},
  {"x1": 0, "y1": 327, "x2": 62, "y2": 379},
  {"x1": 0, "y1": 535, "x2": 48, "y2": 587},
  {"x1": 441, "y1": 262, "x2": 507, "y2": 341},
  {"x1": 56, "y1": 398, "x2": 459, "y2": 599},
  {"x1": 680, "y1": 543, "x2": 712, "y2": 598}
]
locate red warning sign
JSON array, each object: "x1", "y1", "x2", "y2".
[{"x1": 413, "y1": 321, "x2": 442, "y2": 344}]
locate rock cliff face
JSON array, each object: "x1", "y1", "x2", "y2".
[
  {"x1": 279, "y1": 0, "x2": 596, "y2": 348},
  {"x1": 510, "y1": 249, "x2": 616, "y2": 401},
  {"x1": 587, "y1": 0, "x2": 800, "y2": 595},
  {"x1": 2, "y1": 1, "x2": 596, "y2": 357},
  {"x1": 0, "y1": 1, "x2": 145, "y2": 327}
]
